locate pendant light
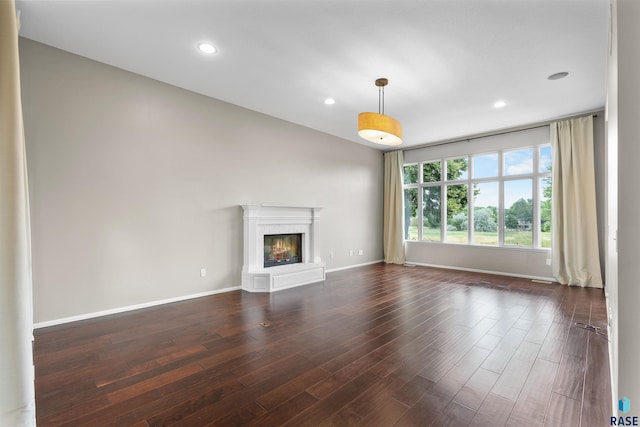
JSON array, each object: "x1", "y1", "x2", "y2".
[{"x1": 358, "y1": 78, "x2": 402, "y2": 146}]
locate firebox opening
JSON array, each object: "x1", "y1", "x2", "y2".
[{"x1": 264, "y1": 233, "x2": 302, "y2": 268}]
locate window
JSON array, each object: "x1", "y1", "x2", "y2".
[
  {"x1": 446, "y1": 184, "x2": 468, "y2": 244},
  {"x1": 473, "y1": 182, "x2": 498, "y2": 245},
  {"x1": 423, "y1": 160, "x2": 441, "y2": 183},
  {"x1": 504, "y1": 148, "x2": 533, "y2": 176},
  {"x1": 403, "y1": 165, "x2": 419, "y2": 241},
  {"x1": 473, "y1": 153, "x2": 498, "y2": 179},
  {"x1": 539, "y1": 145, "x2": 552, "y2": 173},
  {"x1": 404, "y1": 188, "x2": 418, "y2": 241},
  {"x1": 403, "y1": 164, "x2": 418, "y2": 185},
  {"x1": 538, "y1": 145, "x2": 553, "y2": 248},
  {"x1": 539, "y1": 177, "x2": 552, "y2": 248},
  {"x1": 402, "y1": 144, "x2": 551, "y2": 249},
  {"x1": 422, "y1": 186, "x2": 441, "y2": 241},
  {"x1": 504, "y1": 179, "x2": 532, "y2": 246},
  {"x1": 446, "y1": 157, "x2": 468, "y2": 180}
]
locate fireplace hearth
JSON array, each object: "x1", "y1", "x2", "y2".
[{"x1": 241, "y1": 205, "x2": 325, "y2": 292}]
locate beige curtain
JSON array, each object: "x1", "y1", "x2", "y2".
[
  {"x1": 0, "y1": 1, "x2": 37, "y2": 425},
  {"x1": 551, "y1": 116, "x2": 603, "y2": 288},
  {"x1": 383, "y1": 150, "x2": 406, "y2": 264}
]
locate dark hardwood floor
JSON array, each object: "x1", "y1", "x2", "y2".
[{"x1": 34, "y1": 263, "x2": 611, "y2": 426}]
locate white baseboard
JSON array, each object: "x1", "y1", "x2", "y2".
[
  {"x1": 34, "y1": 260, "x2": 384, "y2": 328},
  {"x1": 34, "y1": 285, "x2": 242, "y2": 329},
  {"x1": 34, "y1": 261, "x2": 552, "y2": 329},
  {"x1": 325, "y1": 259, "x2": 384, "y2": 273},
  {"x1": 405, "y1": 261, "x2": 557, "y2": 283}
]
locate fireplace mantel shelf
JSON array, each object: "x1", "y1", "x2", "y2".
[{"x1": 241, "y1": 205, "x2": 325, "y2": 292}]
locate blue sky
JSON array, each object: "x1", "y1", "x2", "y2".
[
  {"x1": 473, "y1": 154, "x2": 498, "y2": 179},
  {"x1": 471, "y1": 146, "x2": 550, "y2": 208},
  {"x1": 539, "y1": 145, "x2": 552, "y2": 172},
  {"x1": 473, "y1": 180, "x2": 533, "y2": 208}
]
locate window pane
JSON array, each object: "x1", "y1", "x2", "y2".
[
  {"x1": 446, "y1": 157, "x2": 469, "y2": 181},
  {"x1": 473, "y1": 182, "x2": 498, "y2": 245},
  {"x1": 423, "y1": 161, "x2": 441, "y2": 183},
  {"x1": 422, "y1": 186, "x2": 441, "y2": 241},
  {"x1": 504, "y1": 148, "x2": 534, "y2": 176},
  {"x1": 539, "y1": 145, "x2": 552, "y2": 173},
  {"x1": 504, "y1": 179, "x2": 532, "y2": 246},
  {"x1": 540, "y1": 177, "x2": 552, "y2": 248},
  {"x1": 403, "y1": 164, "x2": 418, "y2": 184},
  {"x1": 473, "y1": 153, "x2": 498, "y2": 179},
  {"x1": 404, "y1": 188, "x2": 418, "y2": 240},
  {"x1": 446, "y1": 184, "x2": 468, "y2": 244}
]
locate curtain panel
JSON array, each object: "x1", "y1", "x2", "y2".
[
  {"x1": 383, "y1": 150, "x2": 406, "y2": 264},
  {"x1": 0, "y1": 1, "x2": 37, "y2": 425},
  {"x1": 551, "y1": 116, "x2": 603, "y2": 288}
]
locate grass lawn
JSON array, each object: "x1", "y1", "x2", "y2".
[
  {"x1": 504, "y1": 230, "x2": 532, "y2": 246},
  {"x1": 473, "y1": 232, "x2": 499, "y2": 245},
  {"x1": 407, "y1": 226, "x2": 551, "y2": 248},
  {"x1": 446, "y1": 231, "x2": 469, "y2": 244}
]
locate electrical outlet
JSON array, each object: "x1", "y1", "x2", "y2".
[
  {"x1": 200, "y1": 268, "x2": 207, "y2": 277},
  {"x1": 349, "y1": 250, "x2": 354, "y2": 256},
  {"x1": 330, "y1": 251, "x2": 334, "y2": 259},
  {"x1": 546, "y1": 258, "x2": 551, "y2": 266},
  {"x1": 358, "y1": 249, "x2": 363, "y2": 255}
]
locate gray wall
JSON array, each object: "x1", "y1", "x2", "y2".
[
  {"x1": 605, "y1": 0, "x2": 619, "y2": 408},
  {"x1": 612, "y1": 0, "x2": 640, "y2": 410},
  {"x1": 20, "y1": 39, "x2": 384, "y2": 324}
]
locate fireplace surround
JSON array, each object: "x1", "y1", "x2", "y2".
[{"x1": 241, "y1": 205, "x2": 325, "y2": 292}]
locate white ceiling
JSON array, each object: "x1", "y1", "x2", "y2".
[{"x1": 16, "y1": 0, "x2": 609, "y2": 150}]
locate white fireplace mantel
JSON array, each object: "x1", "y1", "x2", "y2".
[{"x1": 241, "y1": 205, "x2": 325, "y2": 292}]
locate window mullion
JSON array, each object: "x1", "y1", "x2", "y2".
[
  {"x1": 468, "y1": 179, "x2": 474, "y2": 244},
  {"x1": 468, "y1": 158, "x2": 473, "y2": 245},
  {"x1": 439, "y1": 159, "x2": 445, "y2": 243},
  {"x1": 441, "y1": 182, "x2": 447, "y2": 243},
  {"x1": 498, "y1": 150, "x2": 505, "y2": 246},
  {"x1": 417, "y1": 184, "x2": 423, "y2": 241},
  {"x1": 533, "y1": 146, "x2": 540, "y2": 248},
  {"x1": 532, "y1": 175, "x2": 540, "y2": 249}
]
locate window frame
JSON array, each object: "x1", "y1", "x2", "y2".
[{"x1": 403, "y1": 144, "x2": 552, "y2": 250}]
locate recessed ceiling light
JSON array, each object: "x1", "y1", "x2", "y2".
[
  {"x1": 197, "y1": 43, "x2": 217, "y2": 54},
  {"x1": 548, "y1": 71, "x2": 569, "y2": 80},
  {"x1": 324, "y1": 98, "x2": 336, "y2": 105},
  {"x1": 493, "y1": 100, "x2": 507, "y2": 109}
]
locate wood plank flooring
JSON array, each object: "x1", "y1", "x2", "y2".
[{"x1": 34, "y1": 263, "x2": 612, "y2": 426}]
